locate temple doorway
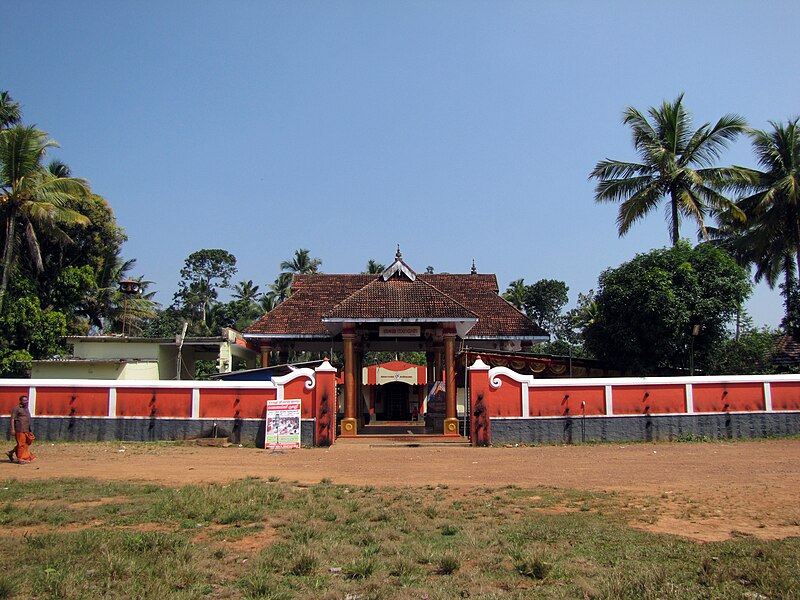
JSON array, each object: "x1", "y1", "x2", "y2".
[{"x1": 381, "y1": 382, "x2": 412, "y2": 421}]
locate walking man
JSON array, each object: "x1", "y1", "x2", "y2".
[{"x1": 7, "y1": 395, "x2": 35, "y2": 463}]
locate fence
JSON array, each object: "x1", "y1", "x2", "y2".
[
  {"x1": 468, "y1": 356, "x2": 800, "y2": 445},
  {"x1": 0, "y1": 360, "x2": 337, "y2": 447}
]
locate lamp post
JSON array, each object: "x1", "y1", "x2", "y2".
[
  {"x1": 689, "y1": 324, "x2": 700, "y2": 376},
  {"x1": 118, "y1": 279, "x2": 142, "y2": 337}
]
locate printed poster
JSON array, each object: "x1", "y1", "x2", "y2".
[{"x1": 265, "y1": 399, "x2": 301, "y2": 449}]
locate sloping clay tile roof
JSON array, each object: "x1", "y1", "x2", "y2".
[
  {"x1": 773, "y1": 335, "x2": 800, "y2": 370},
  {"x1": 246, "y1": 272, "x2": 546, "y2": 339},
  {"x1": 325, "y1": 276, "x2": 478, "y2": 320}
]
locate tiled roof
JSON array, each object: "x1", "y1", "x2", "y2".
[
  {"x1": 419, "y1": 274, "x2": 541, "y2": 338},
  {"x1": 324, "y1": 275, "x2": 478, "y2": 321},
  {"x1": 773, "y1": 335, "x2": 800, "y2": 370},
  {"x1": 245, "y1": 272, "x2": 546, "y2": 339}
]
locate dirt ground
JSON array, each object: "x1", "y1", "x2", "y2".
[{"x1": 4, "y1": 438, "x2": 800, "y2": 543}]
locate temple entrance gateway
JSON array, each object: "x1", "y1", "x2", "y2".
[{"x1": 244, "y1": 248, "x2": 548, "y2": 439}]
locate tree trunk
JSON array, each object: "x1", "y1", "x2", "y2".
[
  {"x1": 670, "y1": 193, "x2": 680, "y2": 246},
  {"x1": 0, "y1": 212, "x2": 17, "y2": 309}
]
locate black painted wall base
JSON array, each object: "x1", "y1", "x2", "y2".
[
  {"x1": 490, "y1": 412, "x2": 800, "y2": 445},
  {"x1": 3, "y1": 417, "x2": 316, "y2": 448}
]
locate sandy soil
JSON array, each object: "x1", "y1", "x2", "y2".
[{"x1": 4, "y1": 438, "x2": 799, "y2": 542}]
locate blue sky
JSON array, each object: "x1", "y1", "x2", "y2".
[{"x1": 4, "y1": 1, "x2": 798, "y2": 328}]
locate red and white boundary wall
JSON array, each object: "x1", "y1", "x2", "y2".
[
  {"x1": 0, "y1": 360, "x2": 338, "y2": 447},
  {"x1": 468, "y1": 356, "x2": 800, "y2": 445}
]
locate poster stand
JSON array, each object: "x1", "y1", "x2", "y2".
[{"x1": 265, "y1": 399, "x2": 301, "y2": 452}]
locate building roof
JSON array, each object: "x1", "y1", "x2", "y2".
[
  {"x1": 773, "y1": 335, "x2": 800, "y2": 371},
  {"x1": 245, "y1": 256, "x2": 547, "y2": 340},
  {"x1": 323, "y1": 275, "x2": 479, "y2": 322}
]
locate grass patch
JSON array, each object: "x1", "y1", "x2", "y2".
[{"x1": 0, "y1": 477, "x2": 797, "y2": 599}]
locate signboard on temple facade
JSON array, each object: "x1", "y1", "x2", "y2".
[{"x1": 379, "y1": 326, "x2": 421, "y2": 337}]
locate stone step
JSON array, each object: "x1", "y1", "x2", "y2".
[{"x1": 335, "y1": 434, "x2": 471, "y2": 447}]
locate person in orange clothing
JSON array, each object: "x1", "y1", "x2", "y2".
[{"x1": 7, "y1": 395, "x2": 35, "y2": 464}]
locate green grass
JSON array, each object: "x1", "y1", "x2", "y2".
[{"x1": 0, "y1": 477, "x2": 798, "y2": 599}]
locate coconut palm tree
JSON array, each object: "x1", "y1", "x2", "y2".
[
  {"x1": 266, "y1": 271, "x2": 293, "y2": 306},
  {"x1": 717, "y1": 119, "x2": 800, "y2": 331},
  {"x1": 0, "y1": 91, "x2": 22, "y2": 130},
  {"x1": 232, "y1": 279, "x2": 260, "y2": 302},
  {"x1": 363, "y1": 259, "x2": 385, "y2": 274},
  {"x1": 737, "y1": 119, "x2": 800, "y2": 272},
  {"x1": 502, "y1": 279, "x2": 527, "y2": 310},
  {"x1": 0, "y1": 126, "x2": 90, "y2": 307},
  {"x1": 258, "y1": 291, "x2": 280, "y2": 313},
  {"x1": 591, "y1": 94, "x2": 749, "y2": 246},
  {"x1": 280, "y1": 248, "x2": 322, "y2": 275}
]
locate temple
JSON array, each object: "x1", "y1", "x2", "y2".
[{"x1": 244, "y1": 248, "x2": 547, "y2": 435}]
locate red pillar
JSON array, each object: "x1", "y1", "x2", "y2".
[
  {"x1": 468, "y1": 355, "x2": 491, "y2": 446},
  {"x1": 314, "y1": 359, "x2": 337, "y2": 447}
]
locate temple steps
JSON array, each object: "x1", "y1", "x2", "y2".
[{"x1": 335, "y1": 434, "x2": 471, "y2": 446}]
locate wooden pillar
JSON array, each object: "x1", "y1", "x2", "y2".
[
  {"x1": 426, "y1": 351, "x2": 435, "y2": 386},
  {"x1": 259, "y1": 341, "x2": 272, "y2": 368},
  {"x1": 443, "y1": 328, "x2": 459, "y2": 436},
  {"x1": 340, "y1": 329, "x2": 357, "y2": 436},
  {"x1": 434, "y1": 343, "x2": 443, "y2": 381},
  {"x1": 355, "y1": 345, "x2": 364, "y2": 425}
]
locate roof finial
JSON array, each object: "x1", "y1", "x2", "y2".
[
  {"x1": 396, "y1": 244, "x2": 402, "y2": 260},
  {"x1": 471, "y1": 259, "x2": 477, "y2": 275}
]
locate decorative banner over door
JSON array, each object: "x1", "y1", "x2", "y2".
[
  {"x1": 363, "y1": 361, "x2": 427, "y2": 386},
  {"x1": 265, "y1": 399, "x2": 301, "y2": 449}
]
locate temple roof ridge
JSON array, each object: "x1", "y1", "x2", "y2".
[{"x1": 381, "y1": 244, "x2": 416, "y2": 281}]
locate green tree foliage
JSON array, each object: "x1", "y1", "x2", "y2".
[
  {"x1": 584, "y1": 242, "x2": 751, "y2": 375},
  {"x1": 0, "y1": 91, "x2": 22, "y2": 129},
  {"x1": 166, "y1": 250, "x2": 263, "y2": 336},
  {"x1": 173, "y1": 249, "x2": 237, "y2": 332},
  {"x1": 363, "y1": 259, "x2": 385, "y2": 274},
  {"x1": 0, "y1": 125, "x2": 91, "y2": 307},
  {"x1": 524, "y1": 279, "x2": 569, "y2": 336},
  {"x1": 706, "y1": 323, "x2": 778, "y2": 375},
  {"x1": 502, "y1": 279, "x2": 527, "y2": 310},
  {"x1": 503, "y1": 278, "x2": 569, "y2": 339},
  {"x1": 0, "y1": 278, "x2": 68, "y2": 376},
  {"x1": 280, "y1": 248, "x2": 321, "y2": 275},
  {"x1": 0, "y1": 92, "x2": 150, "y2": 374},
  {"x1": 713, "y1": 119, "x2": 800, "y2": 335},
  {"x1": 264, "y1": 249, "x2": 323, "y2": 308},
  {"x1": 591, "y1": 94, "x2": 748, "y2": 246}
]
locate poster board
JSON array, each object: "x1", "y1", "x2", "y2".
[
  {"x1": 265, "y1": 399, "x2": 301, "y2": 449},
  {"x1": 426, "y1": 381, "x2": 446, "y2": 415}
]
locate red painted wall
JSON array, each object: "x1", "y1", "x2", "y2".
[
  {"x1": 486, "y1": 374, "x2": 523, "y2": 417},
  {"x1": 200, "y1": 388, "x2": 275, "y2": 419},
  {"x1": 115, "y1": 388, "x2": 192, "y2": 417},
  {"x1": 35, "y1": 387, "x2": 109, "y2": 417},
  {"x1": 770, "y1": 382, "x2": 800, "y2": 411},
  {"x1": 0, "y1": 387, "x2": 28, "y2": 414},
  {"x1": 612, "y1": 385, "x2": 686, "y2": 415},
  {"x1": 529, "y1": 386, "x2": 605, "y2": 416},
  {"x1": 693, "y1": 383, "x2": 764, "y2": 413},
  {"x1": 283, "y1": 378, "x2": 315, "y2": 418}
]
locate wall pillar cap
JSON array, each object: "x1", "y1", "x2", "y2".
[
  {"x1": 315, "y1": 359, "x2": 337, "y2": 373},
  {"x1": 469, "y1": 356, "x2": 490, "y2": 371}
]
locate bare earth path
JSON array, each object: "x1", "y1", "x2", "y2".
[{"x1": 4, "y1": 439, "x2": 799, "y2": 542}]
